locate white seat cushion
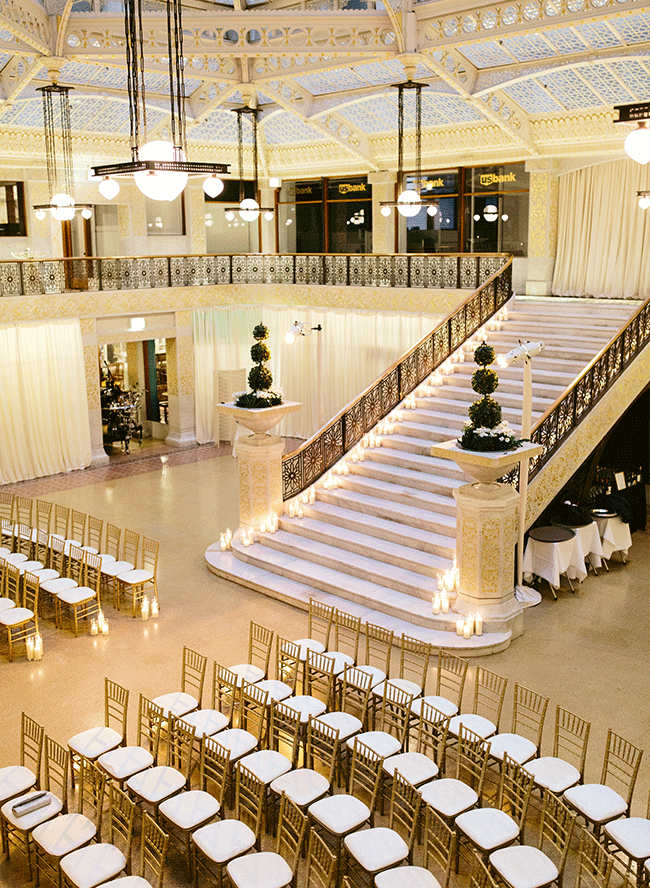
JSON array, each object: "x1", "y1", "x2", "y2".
[
  {"x1": 323, "y1": 650, "x2": 355, "y2": 675},
  {"x1": 151, "y1": 691, "x2": 198, "y2": 718},
  {"x1": 159, "y1": 790, "x2": 220, "y2": 830},
  {"x1": 375, "y1": 865, "x2": 441, "y2": 888},
  {"x1": 32, "y1": 813, "x2": 96, "y2": 856},
  {"x1": 227, "y1": 850, "x2": 292, "y2": 888},
  {"x1": 238, "y1": 750, "x2": 291, "y2": 784},
  {"x1": 5, "y1": 553, "x2": 27, "y2": 564},
  {"x1": 0, "y1": 598, "x2": 15, "y2": 611},
  {"x1": 98, "y1": 554, "x2": 116, "y2": 565},
  {"x1": 411, "y1": 696, "x2": 458, "y2": 719},
  {"x1": 230, "y1": 664, "x2": 265, "y2": 685},
  {"x1": 17, "y1": 561, "x2": 43, "y2": 574},
  {"x1": 308, "y1": 793, "x2": 369, "y2": 834},
  {"x1": 605, "y1": 817, "x2": 650, "y2": 860},
  {"x1": 355, "y1": 665, "x2": 386, "y2": 687},
  {"x1": 0, "y1": 608, "x2": 34, "y2": 627},
  {"x1": 420, "y1": 778, "x2": 478, "y2": 819},
  {"x1": 346, "y1": 731, "x2": 401, "y2": 758},
  {"x1": 127, "y1": 765, "x2": 185, "y2": 804},
  {"x1": 344, "y1": 826, "x2": 409, "y2": 872},
  {"x1": 57, "y1": 586, "x2": 96, "y2": 605},
  {"x1": 0, "y1": 766, "x2": 38, "y2": 804},
  {"x1": 192, "y1": 819, "x2": 256, "y2": 863},
  {"x1": 98, "y1": 746, "x2": 153, "y2": 781},
  {"x1": 489, "y1": 846, "x2": 559, "y2": 888},
  {"x1": 524, "y1": 757, "x2": 580, "y2": 794},
  {"x1": 101, "y1": 561, "x2": 134, "y2": 577},
  {"x1": 373, "y1": 679, "x2": 422, "y2": 699},
  {"x1": 116, "y1": 569, "x2": 153, "y2": 585},
  {"x1": 294, "y1": 638, "x2": 326, "y2": 660},
  {"x1": 100, "y1": 878, "x2": 152, "y2": 887},
  {"x1": 215, "y1": 729, "x2": 257, "y2": 761},
  {"x1": 284, "y1": 695, "x2": 327, "y2": 723},
  {"x1": 382, "y1": 752, "x2": 439, "y2": 786},
  {"x1": 80, "y1": 546, "x2": 99, "y2": 555},
  {"x1": 448, "y1": 713, "x2": 497, "y2": 739},
  {"x1": 69, "y1": 726, "x2": 122, "y2": 760},
  {"x1": 60, "y1": 842, "x2": 126, "y2": 888},
  {"x1": 456, "y1": 808, "x2": 519, "y2": 851},
  {"x1": 254, "y1": 680, "x2": 293, "y2": 702},
  {"x1": 315, "y1": 711, "x2": 362, "y2": 740},
  {"x1": 270, "y1": 768, "x2": 329, "y2": 806},
  {"x1": 1, "y1": 790, "x2": 62, "y2": 830},
  {"x1": 564, "y1": 783, "x2": 628, "y2": 824},
  {"x1": 488, "y1": 733, "x2": 537, "y2": 765},
  {"x1": 31, "y1": 569, "x2": 59, "y2": 583},
  {"x1": 40, "y1": 578, "x2": 77, "y2": 595},
  {"x1": 180, "y1": 709, "x2": 229, "y2": 737}
]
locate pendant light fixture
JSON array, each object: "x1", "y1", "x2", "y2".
[
  {"x1": 33, "y1": 85, "x2": 93, "y2": 221},
  {"x1": 380, "y1": 78, "x2": 439, "y2": 218},
  {"x1": 89, "y1": 0, "x2": 229, "y2": 200},
  {"x1": 615, "y1": 102, "x2": 650, "y2": 166},
  {"x1": 222, "y1": 105, "x2": 274, "y2": 222}
]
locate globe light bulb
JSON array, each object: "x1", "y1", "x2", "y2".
[
  {"x1": 396, "y1": 190, "x2": 421, "y2": 218},
  {"x1": 380, "y1": 206, "x2": 391, "y2": 217},
  {"x1": 639, "y1": 195, "x2": 650, "y2": 210},
  {"x1": 203, "y1": 175, "x2": 224, "y2": 198},
  {"x1": 225, "y1": 210, "x2": 235, "y2": 221},
  {"x1": 239, "y1": 198, "x2": 260, "y2": 222},
  {"x1": 483, "y1": 204, "x2": 499, "y2": 222},
  {"x1": 133, "y1": 141, "x2": 188, "y2": 201},
  {"x1": 269, "y1": 177, "x2": 281, "y2": 188},
  {"x1": 625, "y1": 123, "x2": 650, "y2": 165},
  {"x1": 98, "y1": 177, "x2": 120, "y2": 200},
  {"x1": 35, "y1": 209, "x2": 47, "y2": 221},
  {"x1": 427, "y1": 205, "x2": 438, "y2": 217},
  {"x1": 81, "y1": 208, "x2": 93, "y2": 219}
]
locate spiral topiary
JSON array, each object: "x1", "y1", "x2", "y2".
[
  {"x1": 234, "y1": 322, "x2": 284, "y2": 408},
  {"x1": 459, "y1": 341, "x2": 522, "y2": 452}
]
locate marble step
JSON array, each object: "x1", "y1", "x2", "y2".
[
  {"x1": 506, "y1": 309, "x2": 634, "y2": 327},
  {"x1": 342, "y1": 465, "x2": 460, "y2": 517},
  {"x1": 205, "y1": 545, "x2": 511, "y2": 655},
  {"x1": 350, "y1": 452, "x2": 464, "y2": 484},
  {"x1": 303, "y1": 499, "x2": 456, "y2": 551},
  {"x1": 259, "y1": 527, "x2": 445, "y2": 596},
  {"x1": 333, "y1": 474, "x2": 461, "y2": 523},
  {"x1": 480, "y1": 338, "x2": 609, "y2": 363},
  {"x1": 489, "y1": 323, "x2": 621, "y2": 341},
  {"x1": 441, "y1": 374, "x2": 571, "y2": 397},
  {"x1": 425, "y1": 386, "x2": 556, "y2": 411},
  {"x1": 315, "y1": 487, "x2": 458, "y2": 542},
  {"x1": 409, "y1": 402, "x2": 539, "y2": 424}
]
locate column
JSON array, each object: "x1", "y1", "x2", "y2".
[
  {"x1": 188, "y1": 181, "x2": 206, "y2": 255},
  {"x1": 368, "y1": 170, "x2": 397, "y2": 254},
  {"x1": 525, "y1": 159, "x2": 559, "y2": 297},
  {"x1": 164, "y1": 312, "x2": 197, "y2": 447},
  {"x1": 259, "y1": 185, "x2": 276, "y2": 253},
  {"x1": 235, "y1": 435, "x2": 285, "y2": 531},
  {"x1": 80, "y1": 318, "x2": 109, "y2": 466}
]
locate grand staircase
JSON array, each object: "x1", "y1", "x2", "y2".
[{"x1": 207, "y1": 296, "x2": 637, "y2": 654}]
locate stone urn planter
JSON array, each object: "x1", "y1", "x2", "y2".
[
  {"x1": 216, "y1": 401, "x2": 302, "y2": 441},
  {"x1": 431, "y1": 439, "x2": 542, "y2": 489}
]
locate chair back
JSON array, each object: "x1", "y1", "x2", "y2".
[
  {"x1": 70, "y1": 510, "x2": 87, "y2": 544},
  {"x1": 536, "y1": 792, "x2": 576, "y2": 878},
  {"x1": 378, "y1": 681, "x2": 415, "y2": 745},
  {"x1": 511, "y1": 683, "x2": 549, "y2": 748},
  {"x1": 275, "y1": 793, "x2": 308, "y2": 877},
  {"x1": 416, "y1": 701, "x2": 450, "y2": 767},
  {"x1": 5, "y1": 562, "x2": 20, "y2": 604},
  {"x1": 339, "y1": 665, "x2": 372, "y2": 727},
  {"x1": 305, "y1": 829, "x2": 337, "y2": 888},
  {"x1": 307, "y1": 598, "x2": 334, "y2": 650},
  {"x1": 0, "y1": 491, "x2": 14, "y2": 522},
  {"x1": 14, "y1": 496, "x2": 33, "y2": 527},
  {"x1": 23, "y1": 572, "x2": 40, "y2": 628},
  {"x1": 601, "y1": 729, "x2": 643, "y2": 809},
  {"x1": 43, "y1": 736, "x2": 70, "y2": 813},
  {"x1": 53, "y1": 504, "x2": 70, "y2": 538},
  {"x1": 35, "y1": 500, "x2": 52, "y2": 533},
  {"x1": 332, "y1": 609, "x2": 361, "y2": 661},
  {"x1": 389, "y1": 770, "x2": 422, "y2": 852},
  {"x1": 78, "y1": 758, "x2": 107, "y2": 836},
  {"x1": 21, "y1": 713, "x2": 45, "y2": 788},
  {"x1": 49, "y1": 535, "x2": 66, "y2": 573},
  {"x1": 105, "y1": 678, "x2": 129, "y2": 740},
  {"x1": 35, "y1": 529, "x2": 50, "y2": 564},
  {"x1": 167, "y1": 716, "x2": 196, "y2": 786},
  {"x1": 474, "y1": 666, "x2": 508, "y2": 731},
  {"x1": 234, "y1": 762, "x2": 265, "y2": 846},
  {"x1": 141, "y1": 536, "x2": 159, "y2": 573},
  {"x1": 424, "y1": 806, "x2": 456, "y2": 888},
  {"x1": 457, "y1": 726, "x2": 492, "y2": 800},
  {"x1": 15, "y1": 523, "x2": 32, "y2": 556},
  {"x1": 200, "y1": 735, "x2": 230, "y2": 807},
  {"x1": 498, "y1": 754, "x2": 534, "y2": 835},
  {"x1": 84, "y1": 551, "x2": 102, "y2": 595},
  {"x1": 240, "y1": 680, "x2": 269, "y2": 744},
  {"x1": 248, "y1": 620, "x2": 274, "y2": 677},
  {"x1": 349, "y1": 738, "x2": 384, "y2": 815},
  {"x1": 469, "y1": 853, "x2": 500, "y2": 888},
  {"x1": 85, "y1": 516, "x2": 104, "y2": 551},
  {"x1": 106, "y1": 785, "x2": 136, "y2": 865},
  {"x1": 553, "y1": 706, "x2": 590, "y2": 778},
  {"x1": 138, "y1": 812, "x2": 169, "y2": 888},
  {"x1": 363, "y1": 622, "x2": 393, "y2": 678},
  {"x1": 122, "y1": 529, "x2": 140, "y2": 565},
  {"x1": 104, "y1": 523, "x2": 122, "y2": 560},
  {"x1": 137, "y1": 695, "x2": 164, "y2": 764},
  {"x1": 306, "y1": 649, "x2": 337, "y2": 709},
  {"x1": 575, "y1": 828, "x2": 614, "y2": 888},
  {"x1": 213, "y1": 662, "x2": 240, "y2": 720},
  {"x1": 181, "y1": 646, "x2": 207, "y2": 707},
  {"x1": 398, "y1": 634, "x2": 431, "y2": 694},
  {"x1": 307, "y1": 717, "x2": 340, "y2": 785},
  {"x1": 68, "y1": 544, "x2": 85, "y2": 584},
  {"x1": 270, "y1": 700, "x2": 302, "y2": 767},
  {"x1": 276, "y1": 636, "x2": 300, "y2": 694},
  {"x1": 435, "y1": 650, "x2": 468, "y2": 710}
]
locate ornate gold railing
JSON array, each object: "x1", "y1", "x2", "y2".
[{"x1": 281, "y1": 256, "x2": 513, "y2": 499}]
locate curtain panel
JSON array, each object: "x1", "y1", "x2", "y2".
[
  {"x1": 193, "y1": 306, "x2": 439, "y2": 444},
  {"x1": 553, "y1": 159, "x2": 650, "y2": 299},
  {"x1": 0, "y1": 320, "x2": 92, "y2": 484}
]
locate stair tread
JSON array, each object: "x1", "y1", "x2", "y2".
[
  {"x1": 357, "y1": 454, "x2": 467, "y2": 488},
  {"x1": 315, "y1": 488, "x2": 458, "y2": 533},
  {"x1": 340, "y1": 471, "x2": 461, "y2": 499}
]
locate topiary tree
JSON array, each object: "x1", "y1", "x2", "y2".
[
  {"x1": 234, "y1": 323, "x2": 284, "y2": 408},
  {"x1": 459, "y1": 342, "x2": 521, "y2": 452}
]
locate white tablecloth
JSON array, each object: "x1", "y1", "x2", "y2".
[
  {"x1": 564, "y1": 521, "x2": 603, "y2": 575},
  {"x1": 594, "y1": 515, "x2": 632, "y2": 559},
  {"x1": 522, "y1": 534, "x2": 584, "y2": 589}
]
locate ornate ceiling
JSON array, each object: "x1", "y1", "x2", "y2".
[{"x1": 0, "y1": 0, "x2": 647, "y2": 178}]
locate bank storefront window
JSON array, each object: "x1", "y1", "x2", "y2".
[
  {"x1": 278, "y1": 177, "x2": 372, "y2": 254},
  {"x1": 463, "y1": 164, "x2": 529, "y2": 256},
  {"x1": 402, "y1": 170, "x2": 459, "y2": 254}
]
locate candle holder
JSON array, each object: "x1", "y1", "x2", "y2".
[
  {"x1": 151, "y1": 598, "x2": 159, "y2": 619},
  {"x1": 26, "y1": 636, "x2": 35, "y2": 660},
  {"x1": 33, "y1": 634, "x2": 43, "y2": 660},
  {"x1": 90, "y1": 619, "x2": 99, "y2": 636},
  {"x1": 141, "y1": 597, "x2": 150, "y2": 621}
]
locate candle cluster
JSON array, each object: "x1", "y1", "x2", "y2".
[
  {"x1": 219, "y1": 529, "x2": 233, "y2": 551},
  {"x1": 456, "y1": 614, "x2": 483, "y2": 638},
  {"x1": 431, "y1": 592, "x2": 451, "y2": 614},
  {"x1": 259, "y1": 515, "x2": 279, "y2": 533},
  {"x1": 91, "y1": 611, "x2": 109, "y2": 635},
  {"x1": 404, "y1": 394, "x2": 417, "y2": 410},
  {"x1": 26, "y1": 634, "x2": 43, "y2": 661},
  {"x1": 140, "y1": 596, "x2": 159, "y2": 621}
]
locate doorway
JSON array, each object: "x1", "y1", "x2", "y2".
[{"x1": 62, "y1": 213, "x2": 94, "y2": 290}]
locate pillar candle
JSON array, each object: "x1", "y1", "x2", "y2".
[
  {"x1": 456, "y1": 619, "x2": 464, "y2": 636},
  {"x1": 432, "y1": 595, "x2": 440, "y2": 615},
  {"x1": 463, "y1": 621, "x2": 472, "y2": 639},
  {"x1": 474, "y1": 613, "x2": 483, "y2": 636}
]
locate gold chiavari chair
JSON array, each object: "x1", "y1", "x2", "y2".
[
  {"x1": 68, "y1": 678, "x2": 129, "y2": 787},
  {"x1": 0, "y1": 571, "x2": 39, "y2": 661},
  {"x1": 116, "y1": 536, "x2": 159, "y2": 617},
  {"x1": 98, "y1": 695, "x2": 162, "y2": 788},
  {"x1": 229, "y1": 620, "x2": 274, "y2": 685},
  {"x1": 103, "y1": 812, "x2": 169, "y2": 888},
  {"x1": 152, "y1": 645, "x2": 207, "y2": 718}
]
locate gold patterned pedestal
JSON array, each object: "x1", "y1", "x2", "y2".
[{"x1": 431, "y1": 440, "x2": 543, "y2": 636}]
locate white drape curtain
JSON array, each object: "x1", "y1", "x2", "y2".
[
  {"x1": 194, "y1": 306, "x2": 438, "y2": 443},
  {"x1": 0, "y1": 320, "x2": 92, "y2": 484},
  {"x1": 553, "y1": 159, "x2": 650, "y2": 299}
]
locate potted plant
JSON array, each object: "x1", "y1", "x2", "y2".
[{"x1": 459, "y1": 342, "x2": 523, "y2": 453}]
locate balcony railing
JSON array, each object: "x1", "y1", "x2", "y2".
[{"x1": 0, "y1": 251, "x2": 510, "y2": 297}]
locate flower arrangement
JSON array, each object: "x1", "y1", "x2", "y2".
[
  {"x1": 459, "y1": 342, "x2": 523, "y2": 452},
  {"x1": 234, "y1": 323, "x2": 284, "y2": 409}
]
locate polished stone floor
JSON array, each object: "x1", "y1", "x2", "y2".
[{"x1": 1, "y1": 444, "x2": 648, "y2": 887}]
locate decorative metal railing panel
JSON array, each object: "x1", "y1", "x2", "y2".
[{"x1": 281, "y1": 255, "x2": 513, "y2": 499}]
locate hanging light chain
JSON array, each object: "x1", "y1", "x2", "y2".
[
  {"x1": 415, "y1": 82, "x2": 422, "y2": 196},
  {"x1": 40, "y1": 85, "x2": 74, "y2": 198},
  {"x1": 397, "y1": 83, "x2": 404, "y2": 189},
  {"x1": 166, "y1": 0, "x2": 186, "y2": 154},
  {"x1": 124, "y1": 0, "x2": 147, "y2": 158}
]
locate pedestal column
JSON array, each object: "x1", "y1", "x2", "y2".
[
  {"x1": 236, "y1": 434, "x2": 285, "y2": 531},
  {"x1": 525, "y1": 158, "x2": 559, "y2": 297},
  {"x1": 368, "y1": 170, "x2": 397, "y2": 255}
]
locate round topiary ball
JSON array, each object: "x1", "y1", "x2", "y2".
[
  {"x1": 471, "y1": 367, "x2": 499, "y2": 396},
  {"x1": 250, "y1": 342, "x2": 271, "y2": 364},
  {"x1": 248, "y1": 365, "x2": 273, "y2": 392},
  {"x1": 253, "y1": 323, "x2": 269, "y2": 341},
  {"x1": 468, "y1": 396, "x2": 502, "y2": 429},
  {"x1": 473, "y1": 343, "x2": 495, "y2": 367}
]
